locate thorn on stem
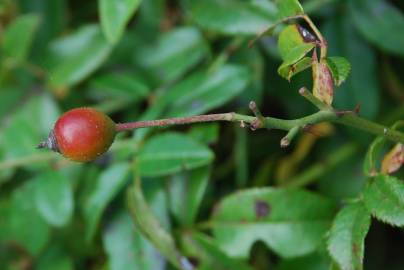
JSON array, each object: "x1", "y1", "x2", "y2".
[{"x1": 335, "y1": 103, "x2": 362, "y2": 117}]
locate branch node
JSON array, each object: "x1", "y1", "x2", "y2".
[
  {"x1": 249, "y1": 101, "x2": 265, "y2": 129},
  {"x1": 250, "y1": 119, "x2": 261, "y2": 131}
]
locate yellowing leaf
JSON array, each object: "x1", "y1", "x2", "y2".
[
  {"x1": 381, "y1": 143, "x2": 404, "y2": 174},
  {"x1": 313, "y1": 56, "x2": 334, "y2": 105}
]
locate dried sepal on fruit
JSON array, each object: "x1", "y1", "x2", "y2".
[
  {"x1": 312, "y1": 51, "x2": 334, "y2": 106},
  {"x1": 38, "y1": 108, "x2": 116, "y2": 162},
  {"x1": 381, "y1": 143, "x2": 404, "y2": 174}
]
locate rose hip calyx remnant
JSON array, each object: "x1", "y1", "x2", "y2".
[{"x1": 37, "y1": 107, "x2": 116, "y2": 162}]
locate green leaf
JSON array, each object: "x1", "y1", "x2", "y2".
[
  {"x1": 83, "y1": 163, "x2": 130, "y2": 242},
  {"x1": 277, "y1": 252, "x2": 331, "y2": 270},
  {"x1": 278, "y1": 25, "x2": 306, "y2": 60},
  {"x1": 138, "y1": 133, "x2": 214, "y2": 177},
  {"x1": 189, "y1": 0, "x2": 277, "y2": 35},
  {"x1": 326, "y1": 57, "x2": 351, "y2": 86},
  {"x1": 168, "y1": 167, "x2": 210, "y2": 226},
  {"x1": 34, "y1": 170, "x2": 74, "y2": 227},
  {"x1": 277, "y1": 24, "x2": 314, "y2": 78},
  {"x1": 8, "y1": 181, "x2": 50, "y2": 256},
  {"x1": 127, "y1": 179, "x2": 190, "y2": 270},
  {"x1": 277, "y1": 0, "x2": 305, "y2": 20},
  {"x1": 135, "y1": 27, "x2": 208, "y2": 84},
  {"x1": 2, "y1": 14, "x2": 40, "y2": 62},
  {"x1": 364, "y1": 174, "x2": 404, "y2": 226},
  {"x1": 327, "y1": 201, "x2": 371, "y2": 270},
  {"x1": 323, "y1": 14, "x2": 379, "y2": 119},
  {"x1": 2, "y1": 94, "x2": 60, "y2": 162},
  {"x1": 188, "y1": 123, "x2": 219, "y2": 145},
  {"x1": 211, "y1": 188, "x2": 335, "y2": 258},
  {"x1": 181, "y1": 232, "x2": 253, "y2": 270},
  {"x1": 164, "y1": 64, "x2": 250, "y2": 117},
  {"x1": 45, "y1": 24, "x2": 113, "y2": 90},
  {"x1": 349, "y1": 0, "x2": 404, "y2": 57},
  {"x1": 36, "y1": 245, "x2": 74, "y2": 270},
  {"x1": 99, "y1": 0, "x2": 141, "y2": 44},
  {"x1": 280, "y1": 43, "x2": 315, "y2": 68},
  {"x1": 89, "y1": 72, "x2": 149, "y2": 101},
  {"x1": 103, "y1": 212, "x2": 165, "y2": 270},
  {"x1": 278, "y1": 56, "x2": 312, "y2": 81}
]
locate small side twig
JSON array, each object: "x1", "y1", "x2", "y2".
[
  {"x1": 249, "y1": 101, "x2": 265, "y2": 130},
  {"x1": 281, "y1": 126, "x2": 300, "y2": 148},
  {"x1": 299, "y1": 87, "x2": 330, "y2": 111}
]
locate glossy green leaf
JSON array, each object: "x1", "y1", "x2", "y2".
[
  {"x1": 278, "y1": 56, "x2": 312, "y2": 81},
  {"x1": 2, "y1": 14, "x2": 40, "y2": 62},
  {"x1": 2, "y1": 94, "x2": 60, "y2": 162},
  {"x1": 364, "y1": 174, "x2": 404, "y2": 226},
  {"x1": 99, "y1": 0, "x2": 141, "y2": 44},
  {"x1": 326, "y1": 57, "x2": 351, "y2": 86},
  {"x1": 8, "y1": 181, "x2": 50, "y2": 256},
  {"x1": 83, "y1": 163, "x2": 130, "y2": 241},
  {"x1": 277, "y1": 0, "x2": 305, "y2": 20},
  {"x1": 323, "y1": 15, "x2": 379, "y2": 119},
  {"x1": 138, "y1": 133, "x2": 214, "y2": 177},
  {"x1": 211, "y1": 188, "x2": 335, "y2": 258},
  {"x1": 45, "y1": 24, "x2": 113, "y2": 89},
  {"x1": 135, "y1": 27, "x2": 208, "y2": 84},
  {"x1": 327, "y1": 201, "x2": 371, "y2": 270},
  {"x1": 103, "y1": 212, "x2": 165, "y2": 270},
  {"x1": 168, "y1": 167, "x2": 210, "y2": 226},
  {"x1": 189, "y1": 0, "x2": 277, "y2": 35},
  {"x1": 349, "y1": 0, "x2": 404, "y2": 57},
  {"x1": 164, "y1": 64, "x2": 250, "y2": 117},
  {"x1": 34, "y1": 170, "x2": 74, "y2": 227},
  {"x1": 89, "y1": 72, "x2": 149, "y2": 101},
  {"x1": 181, "y1": 232, "x2": 253, "y2": 270}
]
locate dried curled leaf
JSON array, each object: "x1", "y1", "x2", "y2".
[
  {"x1": 381, "y1": 143, "x2": 404, "y2": 174},
  {"x1": 312, "y1": 55, "x2": 334, "y2": 105}
]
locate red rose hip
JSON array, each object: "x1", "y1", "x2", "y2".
[{"x1": 38, "y1": 108, "x2": 116, "y2": 162}]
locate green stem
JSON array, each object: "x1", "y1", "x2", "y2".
[
  {"x1": 303, "y1": 14, "x2": 327, "y2": 58},
  {"x1": 335, "y1": 114, "x2": 404, "y2": 143}
]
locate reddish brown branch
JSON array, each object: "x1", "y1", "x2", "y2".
[{"x1": 115, "y1": 113, "x2": 236, "y2": 132}]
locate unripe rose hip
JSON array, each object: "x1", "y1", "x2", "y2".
[{"x1": 38, "y1": 108, "x2": 116, "y2": 162}]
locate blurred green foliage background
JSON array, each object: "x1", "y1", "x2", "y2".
[{"x1": 1, "y1": 0, "x2": 404, "y2": 269}]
